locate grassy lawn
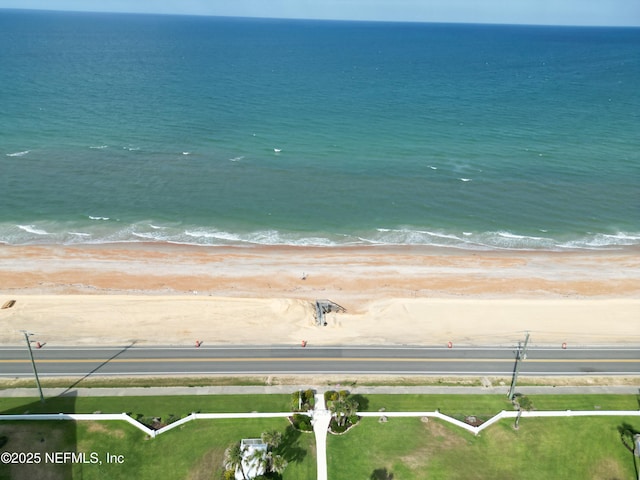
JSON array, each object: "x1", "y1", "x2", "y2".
[
  {"x1": 0, "y1": 421, "x2": 77, "y2": 480},
  {"x1": 360, "y1": 394, "x2": 638, "y2": 415},
  {"x1": 328, "y1": 415, "x2": 640, "y2": 479},
  {"x1": 361, "y1": 394, "x2": 514, "y2": 415},
  {"x1": 3, "y1": 394, "x2": 635, "y2": 421},
  {"x1": 0, "y1": 394, "x2": 292, "y2": 419},
  {"x1": 2, "y1": 394, "x2": 638, "y2": 479},
  {"x1": 1, "y1": 418, "x2": 317, "y2": 480},
  {"x1": 526, "y1": 394, "x2": 639, "y2": 411}
]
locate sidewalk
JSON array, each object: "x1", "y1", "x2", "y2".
[{"x1": 0, "y1": 384, "x2": 638, "y2": 398}]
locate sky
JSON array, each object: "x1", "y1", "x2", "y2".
[{"x1": 0, "y1": 0, "x2": 639, "y2": 27}]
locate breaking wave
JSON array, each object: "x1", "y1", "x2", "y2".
[
  {"x1": 0, "y1": 221, "x2": 638, "y2": 251},
  {"x1": 6, "y1": 150, "x2": 30, "y2": 157}
]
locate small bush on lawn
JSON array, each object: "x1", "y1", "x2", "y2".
[{"x1": 291, "y1": 413, "x2": 313, "y2": 432}]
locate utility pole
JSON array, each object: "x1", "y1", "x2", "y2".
[
  {"x1": 21, "y1": 330, "x2": 44, "y2": 403},
  {"x1": 508, "y1": 331, "x2": 530, "y2": 401}
]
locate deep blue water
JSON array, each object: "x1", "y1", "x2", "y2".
[{"x1": 1, "y1": 10, "x2": 639, "y2": 249}]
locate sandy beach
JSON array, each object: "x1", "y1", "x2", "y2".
[{"x1": 0, "y1": 244, "x2": 639, "y2": 347}]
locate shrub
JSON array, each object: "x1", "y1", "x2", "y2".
[
  {"x1": 325, "y1": 390, "x2": 339, "y2": 404},
  {"x1": 291, "y1": 413, "x2": 313, "y2": 432},
  {"x1": 291, "y1": 389, "x2": 316, "y2": 411},
  {"x1": 329, "y1": 417, "x2": 348, "y2": 434},
  {"x1": 304, "y1": 389, "x2": 316, "y2": 408}
]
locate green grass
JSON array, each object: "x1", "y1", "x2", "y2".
[
  {"x1": 527, "y1": 394, "x2": 639, "y2": 411},
  {"x1": 359, "y1": 394, "x2": 639, "y2": 414},
  {"x1": 361, "y1": 394, "x2": 514, "y2": 415},
  {"x1": 328, "y1": 416, "x2": 640, "y2": 480},
  {"x1": 1, "y1": 418, "x2": 316, "y2": 480},
  {"x1": 0, "y1": 394, "x2": 292, "y2": 419},
  {"x1": 4, "y1": 394, "x2": 635, "y2": 420},
  {"x1": 0, "y1": 376, "x2": 273, "y2": 390},
  {"x1": 73, "y1": 418, "x2": 316, "y2": 480},
  {"x1": 1, "y1": 395, "x2": 315, "y2": 479},
  {"x1": 2, "y1": 394, "x2": 638, "y2": 479},
  {"x1": 0, "y1": 420, "x2": 77, "y2": 480}
]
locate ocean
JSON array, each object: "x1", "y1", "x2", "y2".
[{"x1": 1, "y1": 10, "x2": 639, "y2": 250}]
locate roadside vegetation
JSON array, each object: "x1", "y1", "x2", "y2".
[{"x1": 2, "y1": 375, "x2": 636, "y2": 390}]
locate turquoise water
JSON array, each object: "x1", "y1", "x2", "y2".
[{"x1": 1, "y1": 10, "x2": 639, "y2": 249}]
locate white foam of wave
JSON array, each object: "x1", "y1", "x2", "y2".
[
  {"x1": 248, "y1": 230, "x2": 339, "y2": 246},
  {"x1": 89, "y1": 216, "x2": 110, "y2": 221},
  {"x1": 371, "y1": 228, "x2": 613, "y2": 251},
  {"x1": 559, "y1": 232, "x2": 640, "y2": 250},
  {"x1": 120, "y1": 228, "x2": 640, "y2": 250},
  {"x1": 6, "y1": 150, "x2": 30, "y2": 157},
  {"x1": 476, "y1": 231, "x2": 557, "y2": 250},
  {"x1": 131, "y1": 231, "x2": 164, "y2": 241},
  {"x1": 229, "y1": 156, "x2": 244, "y2": 162},
  {"x1": 459, "y1": 178, "x2": 472, "y2": 182},
  {"x1": 370, "y1": 228, "x2": 467, "y2": 247},
  {"x1": 1, "y1": 220, "x2": 638, "y2": 251},
  {"x1": 182, "y1": 151, "x2": 191, "y2": 155},
  {"x1": 496, "y1": 231, "x2": 550, "y2": 241},
  {"x1": 185, "y1": 229, "x2": 242, "y2": 242},
  {"x1": 181, "y1": 228, "x2": 343, "y2": 247},
  {"x1": 17, "y1": 225, "x2": 49, "y2": 235},
  {"x1": 89, "y1": 145, "x2": 108, "y2": 149}
]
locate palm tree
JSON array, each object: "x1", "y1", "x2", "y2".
[
  {"x1": 261, "y1": 429, "x2": 282, "y2": 450},
  {"x1": 344, "y1": 397, "x2": 359, "y2": 424},
  {"x1": 329, "y1": 391, "x2": 359, "y2": 427},
  {"x1": 224, "y1": 441, "x2": 248, "y2": 480},
  {"x1": 514, "y1": 395, "x2": 533, "y2": 429},
  {"x1": 270, "y1": 453, "x2": 288, "y2": 475}
]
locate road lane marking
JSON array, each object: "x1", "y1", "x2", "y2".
[{"x1": 0, "y1": 358, "x2": 638, "y2": 364}]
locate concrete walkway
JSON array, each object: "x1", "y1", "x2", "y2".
[
  {"x1": 1, "y1": 384, "x2": 638, "y2": 398},
  {"x1": 311, "y1": 393, "x2": 331, "y2": 480}
]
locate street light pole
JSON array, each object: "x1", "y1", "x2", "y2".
[
  {"x1": 21, "y1": 331, "x2": 44, "y2": 403},
  {"x1": 508, "y1": 331, "x2": 530, "y2": 401}
]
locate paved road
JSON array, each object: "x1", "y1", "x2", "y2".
[{"x1": 0, "y1": 345, "x2": 638, "y2": 377}]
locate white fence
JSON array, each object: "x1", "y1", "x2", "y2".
[
  {"x1": 359, "y1": 410, "x2": 640, "y2": 435},
  {"x1": 1, "y1": 409, "x2": 638, "y2": 437},
  {"x1": 0, "y1": 412, "x2": 298, "y2": 438}
]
